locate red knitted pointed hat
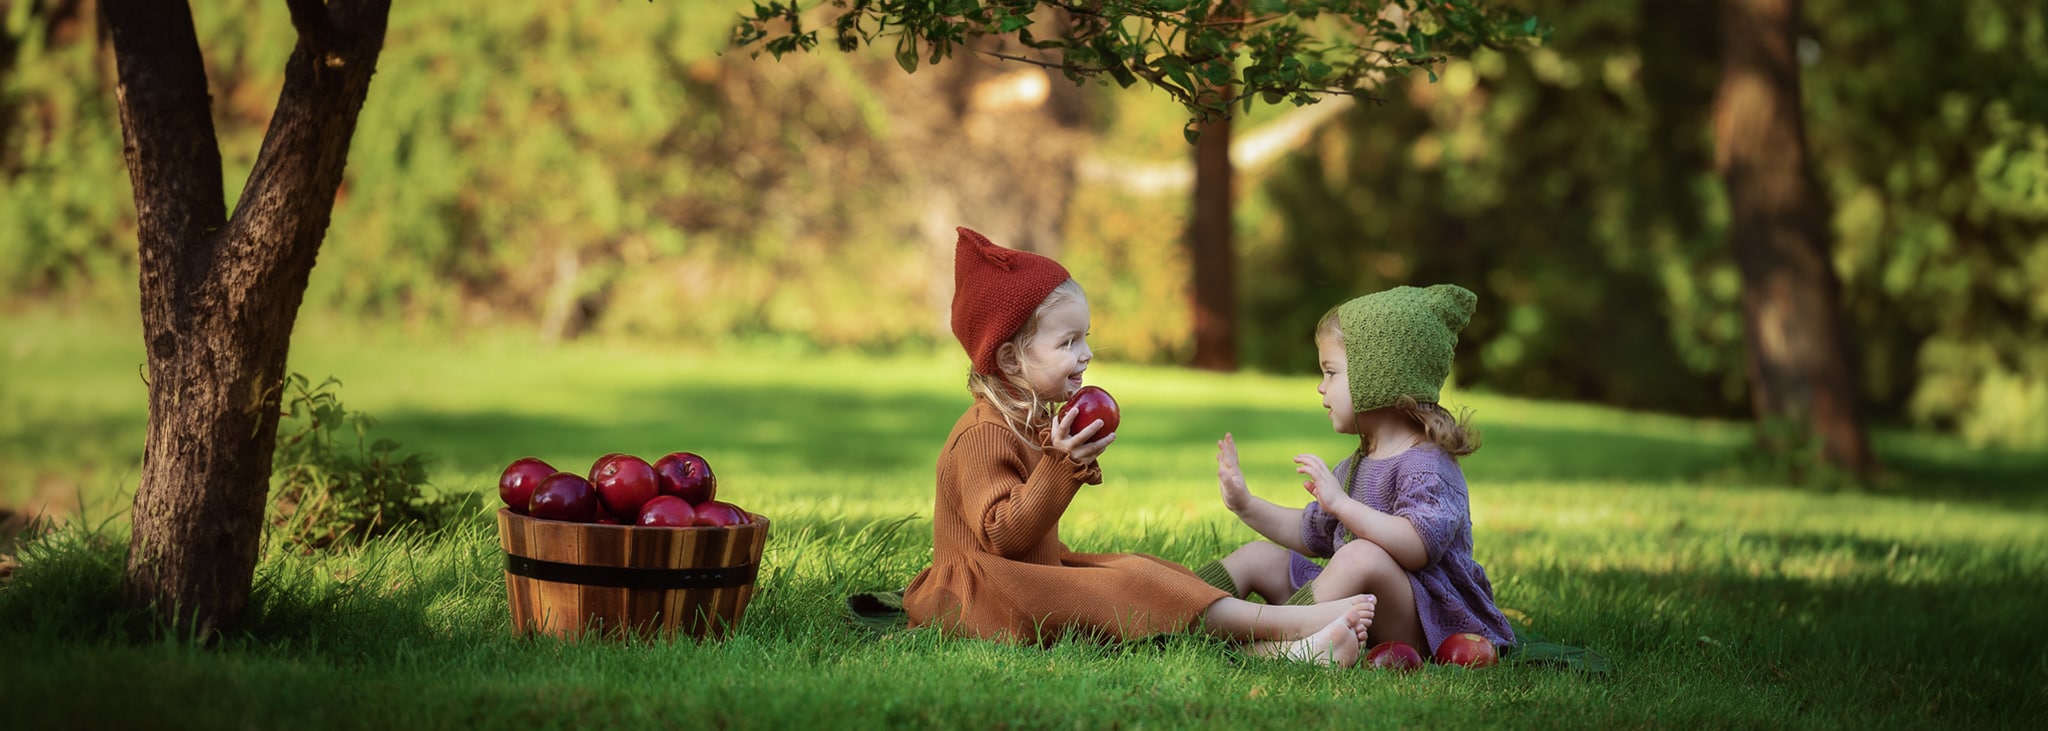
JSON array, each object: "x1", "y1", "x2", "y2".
[{"x1": 950, "y1": 227, "x2": 1072, "y2": 375}]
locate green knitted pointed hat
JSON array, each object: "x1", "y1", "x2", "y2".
[{"x1": 1334, "y1": 284, "x2": 1477, "y2": 412}]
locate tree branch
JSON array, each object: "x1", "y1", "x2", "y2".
[
  {"x1": 285, "y1": 0, "x2": 334, "y2": 50},
  {"x1": 978, "y1": 49, "x2": 1118, "y2": 75},
  {"x1": 226, "y1": 0, "x2": 389, "y2": 278},
  {"x1": 99, "y1": 0, "x2": 228, "y2": 281}
]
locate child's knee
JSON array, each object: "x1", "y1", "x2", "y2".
[
  {"x1": 1225, "y1": 541, "x2": 1286, "y2": 567},
  {"x1": 1330, "y1": 539, "x2": 1398, "y2": 577}
]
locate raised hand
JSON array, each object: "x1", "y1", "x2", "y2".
[
  {"x1": 1217, "y1": 433, "x2": 1251, "y2": 514},
  {"x1": 1294, "y1": 452, "x2": 1350, "y2": 509}
]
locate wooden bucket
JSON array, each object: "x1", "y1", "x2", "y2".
[{"x1": 497, "y1": 507, "x2": 770, "y2": 640}]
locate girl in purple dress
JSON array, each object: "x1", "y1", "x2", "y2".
[{"x1": 1194, "y1": 285, "x2": 1515, "y2": 656}]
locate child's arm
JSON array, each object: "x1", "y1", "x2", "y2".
[
  {"x1": 1216, "y1": 433, "x2": 1313, "y2": 554},
  {"x1": 1296, "y1": 453, "x2": 1428, "y2": 571},
  {"x1": 955, "y1": 422, "x2": 1097, "y2": 558},
  {"x1": 954, "y1": 408, "x2": 1110, "y2": 559}
]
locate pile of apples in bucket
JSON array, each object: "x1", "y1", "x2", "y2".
[{"x1": 498, "y1": 452, "x2": 751, "y2": 527}]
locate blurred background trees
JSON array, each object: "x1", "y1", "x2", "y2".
[{"x1": 4, "y1": 0, "x2": 2044, "y2": 454}]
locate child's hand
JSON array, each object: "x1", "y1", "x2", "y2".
[
  {"x1": 1050, "y1": 402, "x2": 1113, "y2": 464},
  {"x1": 1294, "y1": 453, "x2": 1352, "y2": 509},
  {"x1": 1217, "y1": 433, "x2": 1252, "y2": 514}
]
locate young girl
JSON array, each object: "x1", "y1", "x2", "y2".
[
  {"x1": 903, "y1": 227, "x2": 1375, "y2": 665},
  {"x1": 1197, "y1": 284, "x2": 1515, "y2": 656}
]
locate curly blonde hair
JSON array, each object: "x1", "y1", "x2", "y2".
[{"x1": 966, "y1": 279, "x2": 1085, "y2": 446}]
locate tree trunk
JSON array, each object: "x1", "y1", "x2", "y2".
[
  {"x1": 104, "y1": 0, "x2": 390, "y2": 633},
  {"x1": 1711, "y1": 0, "x2": 1873, "y2": 476},
  {"x1": 1187, "y1": 108, "x2": 1237, "y2": 371}
]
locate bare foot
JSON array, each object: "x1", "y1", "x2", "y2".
[
  {"x1": 1242, "y1": 596, "x2": 1373, "y2": 666},
  {"x1": 1271, "y1": 613, "x2": 1363, "y2": 667},
  {"x1": 1274, "y1": 594, "x2": 1375, "y2": 638}
]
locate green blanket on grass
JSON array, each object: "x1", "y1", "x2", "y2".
[{"x1": 843, "y1": 589, "x2": 1611, "y2": 673}]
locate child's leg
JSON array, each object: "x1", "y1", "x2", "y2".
[
  {"x1": 1216, "y1": 541, "x2": 1296, "y2": 604},
  {"x1": 1201, "y1": 594, "x2": 1373, "y2": 644},
  {"x1": 1205, "y1": 594, "x2": 1373, "y2": 667},
  {"x1": 1311, "y1": 539, "x2": 1424, "y2": 649}
]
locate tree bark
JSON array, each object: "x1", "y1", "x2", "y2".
[
  {"x1": 1187, "y1": 104, "x2": 1237, "y2": 372},
  {"x1": 1711, "y1": 0, "x2": 1873, "y2": 475},
  {"x1": 104, "y1": 0, "x2": 390, "y2": 632}
]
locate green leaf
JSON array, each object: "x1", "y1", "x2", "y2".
[
  {"x1": 1109, "y1": 62, "x2": 1138, "y2": 88},
  {"x1": 1158, "y1": 54, "x2": 1195, "y2": 94},
  {"x1": 895, "y1": 39, "x2": 919, "y2": 74}
]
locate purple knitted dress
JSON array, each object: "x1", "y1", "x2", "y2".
[{"x1": 1286, "y1": 446, "x2": 1514, "y2": 651}]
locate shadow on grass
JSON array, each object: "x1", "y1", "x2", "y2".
[
  {"x1": 1511, "y1": 533, "x2": 2048, "y2": 728},
  {"x1": 371, "y1": 382, "x2": 968, "y2": 482},
  {"x1": 349, "y1": 380, "x2": 2046, "y2": 513}
]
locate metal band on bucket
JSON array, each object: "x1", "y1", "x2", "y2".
[{"x1": 504, "y1": 554, "x2": 758, "y2": 590}]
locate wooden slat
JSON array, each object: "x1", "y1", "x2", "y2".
[{"x1": 497, "y1": 508, "x2": 769, "y2": 640}]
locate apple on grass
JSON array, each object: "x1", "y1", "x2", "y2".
[
  {"x1": 590, "y1": 453, "x2": 659, "y2": 521},
  {"x1": 498, "y1": 457, "x2": 556, "y2": 515},
  {"x1": 1057, "y1": 385, "x2": 1119, "y2": 440},
  {"x1": 1433, "y1": 632, "x2": 1499, "y2": 668},
  {"x1": 653, "y1": 451, "x2": 717, "y2": 505},
  {"x1": 635, "y1": 495, "x2": 698, "y2": 527},
  {"x1": 528, "y1": 473, "x2": 600, "y2": 523},
  {"x1": 1365, "y1": 641, "x2": 1424, "y2": 671},
  {"x1": 693, "y1": 501, "x2": 750, "y2": 527}
]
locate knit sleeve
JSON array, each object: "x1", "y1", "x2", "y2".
[
  {"x1": 1391, "y1": 470, "x2": 1466, "y2": 567},
  {"x1": 1297, "y1": 455, "x2": 1354, "y2": 558},
  {"x1": 952, "y1": 422, "x2": 1089, "y2": 558}
]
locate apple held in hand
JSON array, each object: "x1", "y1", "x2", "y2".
[
  {"x1": 1433, "y1": 632, "x2": 1499, "y2": 668},
  {"x1": 528, "y1": 473, "x2": 600, "y2": 523},
  {"x1": 498, "y1": 457, "x2": 556, "y2": 514},
  {"x1": 636, "y1": 495, "x2": 698, "y2": 527},
  {"x1": 1365, "y1": 641, "x2": 1424, "y2": 671},
  {"x1": 590, "y1": 453, "x2": 659, "y2": 520},
  {"x1": 653, "y1": 451, "x2": 718, "y2": 505},
  {"x1": 1058, "y1": 385, "x2": 1119, "y2": 439},
  {"x1": 693, "y1": 500, "x2": 750, "y2": 527}
]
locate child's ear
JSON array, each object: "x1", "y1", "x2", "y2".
[{"x1": 996, "y1": 343, "x2": 1022, "y2": 376}]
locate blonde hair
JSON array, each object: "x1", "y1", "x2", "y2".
[
  {"x1": 1317, "y1": 307, "x2": 1480, "y2": 459},
  {"x1": 967, "y1": 279, "x2": 1086, "y2": 445}
]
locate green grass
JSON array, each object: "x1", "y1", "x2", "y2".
[{"x1": 3, "y1": 308, "x2": 2046, "y2": 729}]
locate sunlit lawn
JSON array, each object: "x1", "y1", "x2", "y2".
[{"x1": 3, "y1": 308, "x2": 2045, "y2": 728}]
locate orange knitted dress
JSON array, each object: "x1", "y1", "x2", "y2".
[{"x1": 903, "y1": 398, "x2": 1229, "y2": 643}]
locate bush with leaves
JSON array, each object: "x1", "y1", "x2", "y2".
[{"x1": 268, "y1": 374, "x2": 461, "y2": 551}]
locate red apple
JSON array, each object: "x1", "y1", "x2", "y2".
[
  {"x1": 652, "y1": 451, "x2": 717, "y2": 505},
  {"x1": 1433, "y1": 632, "x2": 1499, "y2": 668},
  {"x1": 1057, "y1": 385, "x2": 1119, "y2": 439},
  {"x1": 528, "y1": 472, "x2": 600, "y2": 523},
  {"x1": 693, "y1": 500, "x2": 749, "y2": 527},
  {"x1": 1365, "y1": 641, "x2": 1424, "y2": 671},
  {"x1": 498, "y1": 457, "x2": 556, "y2": 514},
  {"x1": 590, "y1": 453, "x2": 659, "y2": 520},
  {"x1": 593, "y1": 515, "x2": 621, "y2": 525},
  {"x1": 635, "y1": 495, "x2": 699, "y2": 527}
]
